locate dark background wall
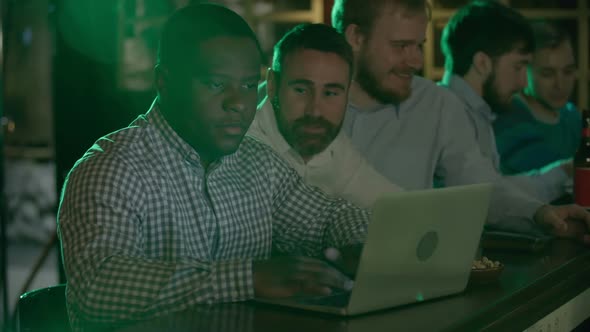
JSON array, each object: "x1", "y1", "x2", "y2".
[{"x1": 53, "y1": 0, "x2": 155, "y2": 195}]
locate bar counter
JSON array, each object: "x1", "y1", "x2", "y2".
[{"x1": 115, "y1": 239, "x2": 590, "y2": 332}]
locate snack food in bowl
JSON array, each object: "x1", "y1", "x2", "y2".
[
  {"x1": 470, "y1": 256, "x2": 504, "y2": 284},
  {"x1": 472, "y1": 256, "x2": 501, "y2": 270}
]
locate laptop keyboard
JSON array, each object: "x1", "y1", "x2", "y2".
[{"x1": 295, "y1": 291, "x2": 351, "y2": 307}]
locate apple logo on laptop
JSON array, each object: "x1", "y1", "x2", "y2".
[{"x1": 416, "y1": 231, "x2": 438, "y2": 261}]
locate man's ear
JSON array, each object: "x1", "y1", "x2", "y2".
[
  {"x1": 155, "y1": 64, "x2": 169, "y2": 98},
  {"x1": 344, "y1": 24, "x2": 365, "y2": 53},
  {"x1": 266, "y1": 68, "x2": 277, "y2": 100},
  {"x1": 472, "y1": 51, "x2": 493, "y2": 79}
]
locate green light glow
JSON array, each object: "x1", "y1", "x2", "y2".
[{"x1": 416, "y1": 292, "x2": 424, "y2": 302}]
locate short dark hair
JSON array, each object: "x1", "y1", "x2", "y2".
[
  {"x1": 530, "y1": 20, "x2": 571, "y2": 50},
  {"x1": 157, "y1": 3, "x2": 262, "y2": 72},
  {"x1": 331, "y1": 0, "x2": 429, "y2": 35},
  {"x1": 441, "y1": 0, "x2": 534, "y2": 76},
  {"x1": 272, "y1": 23, "x2": 354, "y2": 81}
]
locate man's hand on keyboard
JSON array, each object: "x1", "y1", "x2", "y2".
[{"x1": 253, "y1": 256, "x2": 354, "y2": 298}]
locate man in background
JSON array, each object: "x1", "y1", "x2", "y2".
[
  {"x1": 331, "y1": 0, "x2": 590, "y2": 238},
  {"x1": 493, "y1": 20, "x2": 581, "y2": 178},
  {"x1": 439, "y1": 0, "x2": 572, "y2": 202}
]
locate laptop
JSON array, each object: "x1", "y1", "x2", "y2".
[{"x1": 256, "y1": 183, "x2": 493, "y2": 316}]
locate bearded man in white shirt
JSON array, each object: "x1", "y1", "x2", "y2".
[{"x1": 248, "y1": 23, "x2": 402, "y2": 208}]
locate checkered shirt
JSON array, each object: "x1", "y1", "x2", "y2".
[{"x1": 57, "y1": 102, "x2": 369, "y2": 331}]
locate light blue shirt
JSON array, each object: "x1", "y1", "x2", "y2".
[
  {"x1": 438, "y1": 73, "x2": 500, "y2": 169},
  {"x1": 440, "y1": 73, "x2": 568, "y2": 202},
  {"x1": 344, "y1": 76, "x2": 544, "y2": 234}
]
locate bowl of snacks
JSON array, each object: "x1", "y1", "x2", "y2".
[{"x1": 469, "y1": 256, "x2": 504, "y2": 284}]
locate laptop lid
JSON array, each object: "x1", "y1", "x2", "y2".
[
  {"x1": 347, "y1": 183, "x2": 492, "y2": 315},
  {"x1": 254, "y1": 184, "x2": 492, "y2": 316}
]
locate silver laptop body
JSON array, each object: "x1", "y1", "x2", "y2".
[{"x1": 257, "y1": 183, "x2": 493, "y2": 316}]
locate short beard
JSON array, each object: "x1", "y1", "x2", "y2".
[
  {"x1": 482, "y1": 73, "x2": 511, "y2": 113},
  {"x1": 355, "y1": 48, "x2": 411, "y2": 105},
  {"x1": 272, "y1": 96, "x2": 341, "y2": 159}
]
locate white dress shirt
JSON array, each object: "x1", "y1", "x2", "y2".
[{"x1": 247, "y1": 98, "x2": 402, "y2": 208}]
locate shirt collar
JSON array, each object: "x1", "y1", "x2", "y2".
[
  {"x1": 349, "y1": 76, "x2": 422, "y2": 114},
  {"x1": 146, "y1": 99, "x2": 234, "y2": 166},
  {"x1": 440, "y1": 72, "x2": 496, "y2": 123}
]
